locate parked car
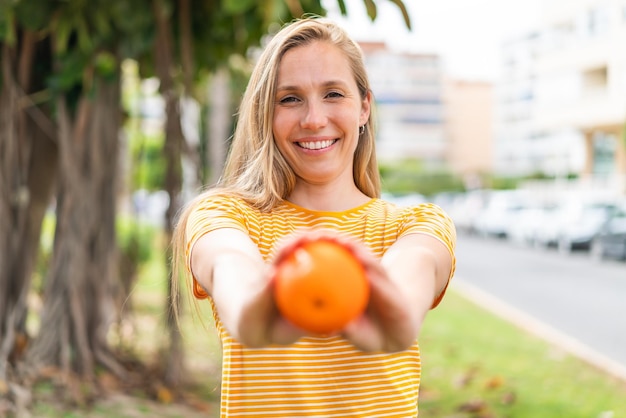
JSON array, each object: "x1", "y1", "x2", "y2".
[
  {"x1": 555, "y1": 200, "x2": 621, "y2": 254},
  {"x1": 533, "y1": 198, "x2": 620, "y2": 253},
  {"x1": 590, "y1": 204, "x2": 626, "y2": 261},
  {"x1": 473, "y1": 190, "x2": 530, "y2": 238},
  {"x1": 506, "y1": 203, "x2": 558, "y2": 247},
  {"x1": 447, "y1": 189, "x2": 492, "y2": 234}
]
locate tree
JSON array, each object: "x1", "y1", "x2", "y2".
[
  {"x1": 0, "y1": 0, "x2": 411, "y2": 411},
  {"x1": 1, "y1": 0, "x2": 155, "y2": 404},
  {"x1": 0, "y1": 13, "x2": 58, "y2": 388}
]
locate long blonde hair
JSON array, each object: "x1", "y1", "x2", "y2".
[{"x1": 171, "y1": 17, "x2": 380, "y2": 310}]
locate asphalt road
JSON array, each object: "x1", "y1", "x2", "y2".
[{"x1": 452, "y1": 232, "x2": 626, "y2": 379}]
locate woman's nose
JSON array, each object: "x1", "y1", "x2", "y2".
[{"x1": 301, "y1": 100, "x2": 327, "y2": 130}]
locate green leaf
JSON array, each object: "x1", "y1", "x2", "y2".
[
  {"x1": 0, "y1": 6, "x2": 15, "y2": 44},
  {"x1": 48, "y1": 52, "x2": 90, "y2": 92},
  {"x1": 336, "y1": 0, "x2": 347, "y2": 16},
  {"x1": 363, "y1": 0, "x2": 377, "y2": 22},
  {"x1": 14, "y1": 0, "x2": 54, "y2": 31},
  {"x1": 93, "y1": 11, "x2": 111, "y2": 36},
  {"x1": 53, "y1": 19, "x2": 72, "y2": 53},
  {"x1": 388, "y1": 0, "x2": 411, "y2": 30},
  {"x1": 76, "y1": 16, "x2": 92, "y2": 51},
  {"x1": 94, "y1": 51, "x2": 117, "y2": 78},
  {"x1": 222, "y1": 0, "x2": 256, "y2": 15}
]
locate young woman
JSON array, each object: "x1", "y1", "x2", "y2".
[{"x1": 172, "y1": 17, "x2": 456, "y2": 417}]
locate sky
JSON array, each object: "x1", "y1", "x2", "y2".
[{"x1": 323, "y1": 0, "x2": 544, "y2": 81}]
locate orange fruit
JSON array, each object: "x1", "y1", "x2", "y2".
[{"x1": 273, "y1": 239, "x2": 370, "y2": 334}]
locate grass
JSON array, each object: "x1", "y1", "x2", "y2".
[
  {"x1": 418, "y1": 290, "x2": 626, "y2": 418},
  {"x1": 30, "y1": 247, "x2": 626, "y2": 417}
]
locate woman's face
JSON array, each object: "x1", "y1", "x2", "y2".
[{"x1": 272, "y1": 41, "x2": 370, "y2": 188}]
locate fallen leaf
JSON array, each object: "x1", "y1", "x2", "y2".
[
  {"x1": 454, "y1": 366, "x2": 479, "y2": 388},
  {"x1": 458, "y1": 398, "x2": 488, "y2": 413},
  {"x1": 0, "y1": 380, "x2": 8, "y2": 396},
  {"x1": 484, "y1": 375, "x2": 505, "y2": 390},
  {"x1": 155, "y1": 384, "x2": 173, "y2": 404},
  {"x1": 501, "y1": 391, "x2": 517, "y2": 405}
]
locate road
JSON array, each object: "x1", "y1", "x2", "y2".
[{"x1": 452, "y1": 232, "x2": 626, "y2": 379}]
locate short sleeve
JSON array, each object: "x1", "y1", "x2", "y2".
[
  {"x1": 398, "y1": 203, "x2": 457, "y2": 308},
  {"x1": 185, "y1": 195, "x2": 249, "y2": 299}
]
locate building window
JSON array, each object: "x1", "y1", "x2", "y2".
[
  {"x1": 592, "y1": 132, "x2": 616, "y2": 176},
  {"x1": 583, "y1": 66, "x2": 608, "y2": 93},
  {"x1": 587, "y1": 6, "x2": 610, "y2": 37}
]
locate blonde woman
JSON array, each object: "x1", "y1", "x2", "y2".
[{"x1": 172, "y1": 17, "x2": 456, "y2": 417}]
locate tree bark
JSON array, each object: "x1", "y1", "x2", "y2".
[
  {"x1": 0, "y1": 35, "x2": 58, "y2": 386},
  {"x1": 26, "y1": 74, "x2": 125, "y2": 387},
  {"x1": 153, "y1": 0, "x2": 185, "y2": 388}
]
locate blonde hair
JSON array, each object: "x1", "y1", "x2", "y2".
[{"x1": 171, "y1": 17, "x2": 380, "y2": 310}]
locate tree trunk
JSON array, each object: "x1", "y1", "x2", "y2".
[
  {"x1": 0, "y1": 34, "x2": 58, "y2": 391},
  {"x1": 153, "y1": 0, "x2": 185, "y2": 388},
  {"x1": 26, "y1": 74, "x2": 125, "y2": 390}
]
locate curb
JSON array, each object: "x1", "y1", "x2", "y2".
[{"x1": 451, "y1": 278, "x2": 626, "y2": 384}]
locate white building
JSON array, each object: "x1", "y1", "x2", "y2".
[
  {"x1": 360, "y1": 42, "x2": 447, "y2": 165},
  {"x1": 496, "y1": 0, "x2": 626, "y2": 193}
]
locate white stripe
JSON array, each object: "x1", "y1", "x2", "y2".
[
  {"x1": 227, "y1": 365, "x2": 415, "y2": 378},
  {"x1": 223, "y1": 399, "x2": 417, "y2": 415},
  {"x1": 227, "y1": 354, "x2": 416, "y2": 365},
  {"x1": 223, "y1": 377, "x2": 417, "y2": 393}
]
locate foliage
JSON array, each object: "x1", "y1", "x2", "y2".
[
  {"x1": 129, "y1": 131, "x2": 167, "y2": 192},
  {"x1": 486, "y1": 175, "x2": 520, "y2": 191},
  {"x1": 480, "y1": 171, "x2": 581, "y2": 191},
  {"x1": 379, "y1": 159, "x2": 466, "y2": 197},
  {"x1": 117, "y1": 215, "x2": 157, "y2": 267},
  {"x1": 32, "y1": 212, "x2": 56, "y2": 294}
]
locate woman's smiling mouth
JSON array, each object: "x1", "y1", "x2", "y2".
[{"x1": 297, "y1": 139, "x2": 338, "y2": 150}]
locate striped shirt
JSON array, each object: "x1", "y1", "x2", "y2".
[{"x1": 186, "y1": 196, "x2": 456, "y2": 417}]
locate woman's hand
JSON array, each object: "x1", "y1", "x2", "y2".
[
  {"x1": 338, "y1": 235, "x2": 422, "y2": 352},
  {"x1": 192, "y1": 228, "x2": 308, "y2": 347},
  {"x1": 344, "y1": 233, "x2": 451, "y2": 352},
  {"x1": 270, "y1": 229, "x2": 425, "y2": 352}
]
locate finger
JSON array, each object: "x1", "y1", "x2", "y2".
[
  {"x1": 270, "y1": 316, "x2": 310, "y2": 345},
  {"x1": 341, "y1": 315, "x2": 384, "y2": 352}
]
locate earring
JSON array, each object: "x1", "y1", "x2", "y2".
[{"x1": 359, "y1": 125, "x2": 365, "y2": 135}]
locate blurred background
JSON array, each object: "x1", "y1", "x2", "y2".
[{"x1": 1, "y1": 0, "x2": 625, "y2": 417}]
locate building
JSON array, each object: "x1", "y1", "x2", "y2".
[
  {"x1": 444, "y1": 79, "x2": 494, "y2": 188},
  {"x1": 360, "y1": 42, "x2": 447, "y2": 165},
  {"x1": 497, "y1": 0, "x2": 626, "y2": 193}
]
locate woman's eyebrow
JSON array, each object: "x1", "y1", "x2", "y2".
[{"x1": 276, "y1": 80, "x2": 349, "y2": 92}]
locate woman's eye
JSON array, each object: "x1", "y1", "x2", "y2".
[
  {"x1": 327, "y1": 91, "x2": 344, "y2": 99},
  {"x1": 278, "y1": 96, "x2": 299, "y2": 104}
]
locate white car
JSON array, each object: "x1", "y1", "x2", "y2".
[
  {"x1": 472, "y1": 190, "x2": 530, "y2": 238},
  {"x1": 534, "y1": 199, "x2": 620, "y2": 253}
]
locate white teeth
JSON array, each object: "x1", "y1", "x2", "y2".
[{"x1": 298, "y1": 139, "x2": 335, "y2": 150}]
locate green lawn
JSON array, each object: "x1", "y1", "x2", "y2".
[{"x1": 418, "y1": 289, "x2": 626, "y2": 418}]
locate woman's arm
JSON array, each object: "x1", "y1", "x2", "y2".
[
  {"x1": 342, "y1": 233, "x2": 453, "y2": 352},
  {"x1": 191, "y1": 227, "x2": 452, "y2": 351},
  {"x1": 191, "y1": 228, "x2": 306, "y2": 347}
]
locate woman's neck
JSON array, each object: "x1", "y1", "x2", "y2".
[{"x1": 287, "y1": 182, "x2": 371, "y2": 212}]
